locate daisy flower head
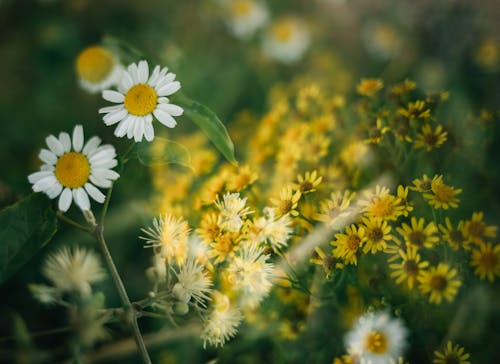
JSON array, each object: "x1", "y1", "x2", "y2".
[
  {"x1": 28, "y1": 125, "x2": 119, "y2": 212},
  {"x1": 418, "y1": 263, "x2": 462, "y2": 304},
  {"x1": 414, "y1": 124, "x2": 448, "y2": 151},
  {"x1": 345, "y1": 311, "x2": 408, "y2": 364},
  {"x1": 396, "y1": 217, "x2": 439, "y2": 250},
  {"x1": 42, "y1": 246, "x2": 106, "y2": 296},
  {"x1": 75, "y1": 45, "x2": 123, "y2": 94},
  {"x1": 357, "y1": 78, "x2": 384, "y2": 97},
  {"x1": 262, "y1": 17, "x2": 310, "y2": 64},
  {"x1": 470, "y1": 242, "x2": 500, "y2": 282},
  {"x1": 223, "y1": 0, "x2": 269, "y2": 40},
  {"x1": 99, "y1": 60, "x2": 183, "y2": 142},
  {"x1": 389, "y1": 245, "x2": 429, "y2": 290}
]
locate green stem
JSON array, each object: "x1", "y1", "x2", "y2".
[
  {"x1": 94, "y1": 225, "x2": 151, "y2": 364},
  {"x1": 56, "y1": 211, "x2": 91, "y2": 233}
]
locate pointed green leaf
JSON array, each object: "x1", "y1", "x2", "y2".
[
  {"x1": 134, "y1": 137, "x2": 193, "y2": 170},
  {"x1": 0, "y1": 194, "x2": 58, "y2": 284},
  {"x1": 176, "y1": 94, "x2": 237, "y2": 165}
]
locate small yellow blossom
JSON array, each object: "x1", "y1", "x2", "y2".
[
  {"x1": 270, "y1": 186, "x2": 302, "y2": 217},
  {"x1": 365, "y1": 118, "x2": 390, "y2": 144},
  {"x1": 357, "y1": 78, "x2": 384, "y2": 96},
  {"x1": 398, "y1": 100, "x2": 431, "y2": 120},
  {"x1": 310, "y1": 246, "x2": 344, "y2": 278},
  {"x1": 391, "y1": 79, "x2": 417, "y2": 95},
  {"x1": 332, "y1": 224, "x2": 366, "y2": 265},
  {"x1": 293, "y1": 170, "x2": 323, "y2": 194},
  {"x1": 389, "y1": 246, "x2": 429, "y2": 290},
  {"x1": 396, "y1": 185, "x2": 413, "y2": 217},
  {"x1": 470, "y1": 242, "x2": 500, "y2": 282},
  {"x1": 463, "y1": 211, "x2": 498, "y2": 245},
  {"x1": 433, "y1": 341, "x2": 471, "y2": 364},
  {"x1": 414, "y1": 124, "x2": 448, "y2": 151},
  {"x1": 423, "y1": 175, "x2": 461, "y2": 209},
  {"x1": 359, "y1": 185, "x2": 403, "y2": 221},
  {"x1": 315, "y1": 190, "x2": 356, "y2": 226},
  {"x1": 397, "y1": 217, "x2": 439, "y2": 249},
  {"x1": 418, "y1": 263, "x2": 461, "y2": 304},
  {"x1": 360, "y1": 216, "x2": 393, "y2": 254},
  {"x1": 439, "y1": 217, "x2": 467, "y2": 250}
]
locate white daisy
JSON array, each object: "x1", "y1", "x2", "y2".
[
  {"x1": 75, "y1": 45, "x2": 123, "y2": 94},
  {"x1": 262, "y1": 17, "x2": 311, "y2": 64},
  {"x1": 223, "y1": 0, "x2": 269, "y2": 40},
  {"x1": 99, "y1": 60, "x2": 184, "y2": 142},
  {"x1": 28, "y1": 125, "x2": 119, "y2": 212},
  {"x1": 345, "y1": 311, "x2": 408, "y2": 364}
]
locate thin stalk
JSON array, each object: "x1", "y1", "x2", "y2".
[
  {"x1": 56, "y1": 211, "x2": 92, "y2": 233},
  {"x1": 94, "y1": 225, "x2": 151, "y2": 364}
]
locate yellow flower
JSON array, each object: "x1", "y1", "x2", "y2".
[
  {"x1": 208, "y1": 231, "x2": 241, "y2": 264},
  {"x1": 357, "y1": 78, "x2": 384, "y2": 96},
  {"x1": 270, "y1": 186, "x2": 302, "y2": 217},
  {"x1": 410, "y1": 174, "x2": 436, "y2": 192},
  {"x1": 423, "y1": 175, "x2": 461, "y2": 209},
  {"x1": 310, "y1": 247, "x2": 344, "y2": 278},
  {"x1": 333, "y1": 355, "x2": 356, "y2": 364},
  {"x1": 463, "y1": 211, "x2": 498, "y2": 245},
  {"x1": 392, "y1": 116, "x2": 412, "y2": 142},
  {"x1": 470, "y1": 242, "x2": 500, "y2": 282},
  {"x1": 398, "y1": 100, "x2": 431, "y2": 119},
  {"x1": 226, "y1": 164, "x2": 258, "y2": 192},
  {"x1": 365, "y1": 118, "x2": 390, "y2": 144},
  {"x1": 433, "y1": 341, "x2": 471, "y2": 364},
  {"x1": 391, "y1": 79, "x2": 416, "y2": 95},
  {"x1": 418, "y1": 263, "x2": 461, "y2": 304},
  {"x1": 359, "y1": 185, "x2": 403, "y2": 221},
  {"x1": 196, "y1": 212, "x2": 222, "y2": 245},
  {"x1": 397, "y1": 217, "x2": 439, "y2": 249},
  {"x1": 389, "y1": 246, "x2": 429, "y2": 289},
  {"x1": 438, "y1": 217, "x2": 467, "y2": 250},
  {"x1": 315, "y1": 190, "x2": 356, "y2": 226},
  {"x1": 360, "y1": 216, "x2": 393, "y2": 254},
  {"x1": 332, "y1": 224, "x2": 366, "y2": 265},
  {"x1": 293, "y1": 170, "x2": 323, "y2": 194},
  {"x1": 396, "y1": 185, "x2": 413, "y2": 217},
  {"x1": 414, "y1": 124, "x2": 448, "y2": 151}
]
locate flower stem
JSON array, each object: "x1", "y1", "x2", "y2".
[
  {"x1": 56, "y1": 211, "x2": 92, "y2": 233},
  {"x1": 94, "y1": 225, "x2": 151, "y2": 364}
]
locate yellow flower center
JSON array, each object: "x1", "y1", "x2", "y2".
[
  {"x1": 408, "y1": 231, "x2": 425, "y2": 247},
  {"x1": 55, "y1": 152, "x2": 91, "y2": 188},
  {"x1": 124, "y1": 84, "x2": 158, "y2": 116},
  {"x1": 279, "y1": 200, "x2": 293, "y2": 215},
  {"x1": 403, "y1": 259, "x2": 419, "y2": 276},
  {"x1": 76, "y1": 46, "x2": 114, "y2": 83},
  {"x1": 368, "y1": 227, "x2": 384, "y2": 242},
  {"x1": 231, "y1": 0, "x2": 251, "y2": 16},
  {"x1": 365, "y1": 331, "x2": 388, "y2": 354},
  {"x1": 346, "y1": 235, "x2": 361, "y2": 250},
  {"x1": 274, "y1": 21, "x2": 293, "y2": 42},
  {"x1": 430, "y1": 274, "x2": 448, "y2": 292},
  {"x1": 370, "y1": 198, "x2": 393, "y2": 218}
]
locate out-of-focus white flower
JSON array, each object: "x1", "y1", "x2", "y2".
[
  {"x1": 28, "y1": 125, "x2": 119, "y2": 212},
  {"x1": 215, "y1": 192, "x2": 253, "y2": 232},
  {"x1": 99, "y1": 60, "x2": 183, "y2": 142},
  {"x1": 362, "y1": 21, "x2": 403, "y2": 61},
  {"x1": 29, "y1": 284, "x2": 59, "y2": 305},
  {"x1": 75, "y1": 45, "x2": 123, "y2": 94},
  {"x1": 345, "y1": 311, "x2": 408, "y2": 364},
  {"x1": 42, "y1": 246, "x2": 106, "y2": 296},
  {"x1": 262, "y1": 17, "x2": 311, "y2": 64},
  {"x1": 201, "y1": 292, "x2": 242, "y2": 348},
  {"x1": 247, "y1": 207, "x2": 292, "y2": 251},
  {"x1": 172, "y1": 256, "x2": 212, "y2": 307},
  {"x1": 223, "y1": 0, "x2": 269, "y2": 39},
  {"x1": 226, "y1": 244, "x2": 274, "y2": 308}
]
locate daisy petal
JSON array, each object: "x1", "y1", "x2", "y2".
[
  {"x1": 89, "y1": 174, "x2": 112, "y2": 188},
  {"x1": 114, "y1": 117, "x2": 131, "y2": 138},
  {"x1": 119, "y1": 71, "x2": 134, "y2": 93},
  {"x1": 58, "y1": 132, "x2": 71, "y2": 152},
  {"x1": 32, "y1": 175, "x2": 57, "y2": 192},
  {"x1": 99, "y1": 105, "x2": 124, "y2": 114},
  {"x1": 84, "y1": 183, "x2": 106, "y2": 203},
  {"x1": 157, "y1": 81, "x2": 181, "y2": 97},
  {"x1": 73, "y1": 188, "x2": 90, "y2": 211},
  {"x1": 39, "y1": 149, "x2": 57, "y2": 165},
  {"x1": 58, "y1": 188, "x2": 73, "y2": 212},
  {"x1": 158, "y1": 103, "x2": 184, "y2": 116},
  {"x1": 46, "y1": 135, "x2": 64, "y2": 156},
  {"x1": 72, "y1": 125, "x2": 84, "y2": 152},
  {"x1": 144, "y1": 115, "x2": 154, "y2": 142},
  {"x1": 83, "y1": 136, "x2": 102, "y2": 155},
  {"x1": 138, "y1": 60, "x2": 149, "y2": 83},
  {"x1": 128, "y1": 63, "x2": 139, "y2": 83},
  {"x1": 103, "y1": 90, "x2": 125, "y2": 103},
  {"x1": 154, "y1": 109, "x2": 177, "y2": 128},
  {"x1": 134, "y1": 119, "x2": 144, "y2": 142},
  {"x1": 46, "y1": 182, "x2": 63, "y2": 199},
  {"x1": 103, "y1": 108, "x2": 128, "y2": 126},
  {"x1": 28, "y1": 171, "x2": 53, "y2": 184}
]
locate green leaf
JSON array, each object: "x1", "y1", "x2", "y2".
[
  {"x1": 0, "y1": 193, "x2": 58, "y2": 284},
  {"x1": 176, "y1": 94, "x2": 237, "y2": 165},
  {"x1": 134, "y1": 137, "x2": 193, "y2": 170}
]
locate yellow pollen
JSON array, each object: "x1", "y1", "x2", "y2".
[
  {"x1": 76, "y1": 46, "x2": 114, "y2": 83},
  {"x1": 124, "y1": 84, "x2": 158, "y2": 116},
  {"x1": 346, "y1": 235, "x2": 360, "y2": 250},
  {"x1": 274, "y1": 21, "x2": 293, "y2": 42},
  {"x1": 55, "y1": 152, "x2": 91, "y2": 188},
  {"x1": 365, "y1": 331, "x2": 388, "y2": 354},
  {"x1": 231, "y1": 0, "x2": 251, "y2": 16},
  {"x1": 371, "y1": 198, "x2": 392, "y2": 218}
]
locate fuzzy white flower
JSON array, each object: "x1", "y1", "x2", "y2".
[
  {"x1": 99, "y1": 60, "x2": 183, "y2": 142},
  {"x1": 226, "y1": 244, "x2": 274, "y2": 308},
  {"x1": 215, "y1": 192, "x2": 253, "y2": 232},
  {"x1": 42, "y1": 246, "x2": 106, "y2": 296},
  {"x1": 345, "y1": 311, "x2": 408, "y2": 364},
  {"x1": 75, "y1": 45, "x2": 123, "y2": 94},
  {"x1": 140, "y1": 214, "x2": 190, "y2": 266},
  {"x1": 223, "y1": 0, "x2": 269, "y2": 39},
  {"x1": 28, "y1": 125, "x2": 119, "y2": 212},
  {"x1": 247, "y1": 207, "x2": 292, "y2": 251},
  {"x1": 172, "y1": 256, "x2": 212, "y2": 307},
  {"x1": 262, "y1": 17, "x2": 310, "y2": 64},
  {"x1": 201, "y1": 292, "x2": 242, "y2": 348}
]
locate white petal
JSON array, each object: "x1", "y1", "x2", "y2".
[
  {"x1": 155, "y1": 73, "x2": 176, "y2": 90},
  {"x1": 39, "y1": 149, "x2": 57, "y2": 165},
  {"x1": 32, "y1": 175, "x2": 57, "y2": 192},
  {"x1": 91, "y1": 159, "x2": 118, "y2": 169},
  {"x1": 57, "y1": 132, "x2": 71, "y2": 152},
  {"x1": 92, "y1": 169, "x2": 120, "y2": 181},
  {"x1": 58, "y1": 188, "x2": 72, "y2": 212},
  {"x1": 28, "y1": 171, "x2": 53, "y2": 184},
  {"x1": 73, "y1": 188, "x2": 90, "y2": 211},
  {"x1": 45, "y1": 135, "x2": 64, "y2": 156},
  {"x1": 158, "y1": 103, "x2": 183, "y2": 116},
  {"x1": 103, "y1": 108, "x2": 128, "y2": 126},
  {"x1": 72, "y1": 125, "x2": 84, "y2": 152},
  {"x1": 46, "y1": 183, "x2": 63, "y2": 199},
  {"x1": 134, "y1": 119, "x2": 144, "y2": 142},
  {"x1": 89, "y1": 148, "x2": 116, "y2": 164},
  {"x1": 41, "y1": 164, "x2": 54, "y2": 172},
  {"x1": 154, "y1": 109, "x2": 177, "y2": 128},
  {"x1": 99, "y1": 105, "x2": 124, "y2": 114},
  {"x1": 144, "y1": 114, "x2": 154, "y2": 142},
  {"x1": 103, "y1": 90, "x2": 125, "y2": 103},
  {"x1": 127, "y1": 117, "x2": 137, "y2": 139},
  {"x1": 83, "y1": 136, "x2": 102, "y2": 156},
  {"x1": 128, "y1": 63, "x2": 139, "y2": 84},
  {"x1": 119, "y1": 70, "x2": 134, "y2": 93},
  {"x1": 137, "y1": 60, "x2": 149, "y2": 83},
  {"x1": 148, "y1": 65, "x2": 161, "y2": 86},
  {"x1": 89, "y1": 174, "x2": 112, "y2": 188},
  {"x1": 114, "y1": 117, "x2": 129, "y2": 138},
  {"x1": 156, "y1": 81, "x2": 181, "y2": 97},
  {"x1": 158, "y1": 97, "x2": 170, "y2": 104},
  {"x1": 87, "y1": 144, "x2": 114, "y2": 159},
  {"x1": 84, "y1": 183, "x2": 106, "y2": 203}
]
